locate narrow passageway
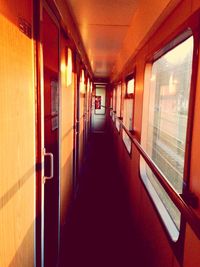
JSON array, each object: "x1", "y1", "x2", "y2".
[{"x1": 60, "y1": 132, "x2": 142, "y2": 267}]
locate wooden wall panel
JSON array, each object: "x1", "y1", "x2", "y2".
[
  {"x1": 133, "y1": 52, "x2": 146, "y2": 139},
  {"x1": 0, "y1": 1, "x2": 35, "y2": 266},
  {"x1": 109, "y1": 120, "x2": 177, "y2": 267},
  {"x1": 189, "y1": 41, "x2": 200, "y2": 215},
  {"x1": 173, "y1": 257, "x2": 181, "y2": 267},
  {"x1": 183, "y1": 224, "x2": 200, "y2": 267},
  {"x1": 78, "y1": 96, "x2": 85, "y2": 171},
  {"x1": 60, "y1": 36, "x2": 74, "y2": 226},
  {"x1": 182, "y1": 23, "x2": 200, "y2": 266},
  {"x1": 140, "y1": 188, "x2": 174, "y2": 267},
  {"x1": 192, "y1": 0, "x2": 200, "y2": 12}
]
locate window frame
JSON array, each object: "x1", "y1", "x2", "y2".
[
  {"x1": 125, "y1": 73, "x2": 135, "y2": 98},
  {"x1": 122, "y1": 73, "x2": 136, "y2": 155},
  {"x1": 115, "y1": 83, "x2": 122, "y2": 132},
  {"x1": 109, "y1": 89, "x2": 113, "y2": 117},
  {"x1": 112, "y1": 87, "x2": 116, "y2": 111},
  {"x1": 112, "y1": 87, "x2": 117, "y2": 122},
  {"x1": 140, "y1": 26, "x2": 199, "y2": 263}
]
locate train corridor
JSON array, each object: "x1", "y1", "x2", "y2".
[
  {"x1": 60, "y1": 131, "x2": 144, "y2": 267},
  {"x1": 2, "y1": 1, "x2": 200, "y2": 266}
]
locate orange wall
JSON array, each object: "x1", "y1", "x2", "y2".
[
  {"x1": 111, "y1": 0, "x2": 181, "y2": 80},
  {"x1": 0, "y1": 1, "x2": 91, "y2": 266},
  {"x1": 54, "y1": 0, "x2": 88, "y2": 177},
  {"x1": 54, "y1": 0, "x2": 92, "y2": 77},
  {"x1": 60, "y1": 35, "x2": 74, "y2": 226},
  {"x1": 109, "y1": 1, "x2": 200, "y2": 267},
  {"x1": 0, "y1": 1, "x2": 35, "y2": 266}
]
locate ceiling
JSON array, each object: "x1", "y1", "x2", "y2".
[{"x1": 66, "y1": 0, "x2": 138, "y2": 78}]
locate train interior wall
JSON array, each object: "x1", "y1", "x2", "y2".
[
  {"x1": 1, "y1": 0, "x2": 200, "y2": 267},
  {"x1": 0, "y1": 1, "x2": 35, "y2": 267},
  {"x1": 108, "y1": 1, "x2": 200, "y2": 266}
]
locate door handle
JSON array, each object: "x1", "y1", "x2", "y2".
[{"x1": 43, "y1": 148, "x2": 54, "y2": 183}]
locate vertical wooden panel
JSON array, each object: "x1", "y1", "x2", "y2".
[
  {"x1": 78, "y1": 95, "x2": 85, "y2": 170},
  {"x1": 60, "y1": 35, "x2": 74, "y2": 226},
  {"x1": 189, "y1": 41, "x2": 200, "y2": 214},
  {"x1": 0, "y1": 1, "x2": 35, "y2": 266},
  {"x1": 183, "y1": 224, "x2": 200, "y2": 267}
]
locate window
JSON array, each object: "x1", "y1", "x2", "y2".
[
  {"x1": 116, "y1": 84, "x2": 122, "y2": 131},
  {"x1": 112, "y1": 88, "x2": 116, "y2": 111},
  {"x1": 87, "y1": 78, "x2": 90, "y2": 113},
  {"x1": 122, "y1": 78, "x2": 135, "y2": 153},
  {"x1": 88, "y1": 81, "x2": 92, "y2": 114},
  {"x1": 110, "y1": 90, "x2": 113, "y2": 117},
  {"x1": 140, "y1": 36, "x2": 194, "y2": 240},
  {"x1": 112, "y1": 88, "x2": 116, "y2": 121},
  {"x1": 127, "y1": 78, "x2": 135, "y2": 95},
  {"x1": 116, "y1": 84, "x2": 122, "y2": 117},
  {"x1": 110, "y1": 94, "x2": 113, "y2": 109}
]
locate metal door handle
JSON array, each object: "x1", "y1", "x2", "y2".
[{"x1": 43, "y1": 148, "x2": 54, "y2": 183}]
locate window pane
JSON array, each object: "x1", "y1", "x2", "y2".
[
  {"x1": 113, "y1": 89, "x2": 116, "y2": 111},
  {"x1": 141, "y1": 36, "x2": 194, "y2": 233},
  {"x1": 127, "y1": 78, "x2": 135, "y2": 94},
  {"x1": 123, "y1": 99, "x2": 133, "y2": 130},
  {"x1": 123, "y1": 98, "x2": 133, "y2": 153},
  {"x1": 116, "y1": 84, "x2": 121, "y2": 117},
  {"x1": 122, "y1": 130, "x2": 132, "y2": 154}
]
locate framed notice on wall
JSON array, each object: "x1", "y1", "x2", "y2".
[
  {"x1": 95, "y1": 87, "x2": 105, "y2": 115},
  {"x1": 95, "y1": 96, "x2": 101, "y2": 109}
]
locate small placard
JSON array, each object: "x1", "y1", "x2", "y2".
[{"x1": 95, "y1": 96, "x2": 101, "y2": 109}]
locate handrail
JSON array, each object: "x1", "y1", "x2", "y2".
[
  {"x1": 101, "y1": 105, "x2": 112, "y2": 110},
  {"x1": 110, "y1": 110, "x2": 200, "y2": 239}
]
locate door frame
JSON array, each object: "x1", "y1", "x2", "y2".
[
  {"x1": 35, "y1": 1, "x2": 61, "y2": 266},
  {"x1": 73, "y1": 55, "x2": 81, "y2": 196}
]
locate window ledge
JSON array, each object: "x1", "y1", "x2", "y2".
[{"x1": 140, "y1": 161, "x2": 180, "y2": 242}]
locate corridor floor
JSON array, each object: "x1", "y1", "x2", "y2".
[{"x1": 60, "y1": 132, "x2": 143, "y2": 267}]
